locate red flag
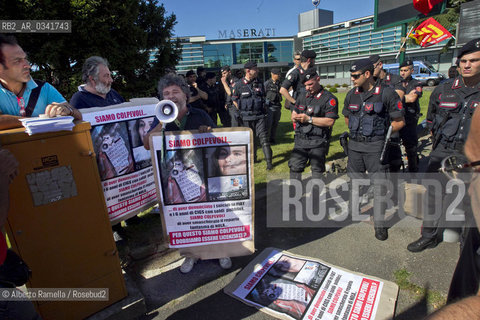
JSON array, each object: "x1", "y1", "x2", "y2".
[
  {"x1": 413, "y1": 0, "x2": 444, "y2": 16},
  {"x1": 409, "y1": 17, "x2": 453, "y2": 47}
]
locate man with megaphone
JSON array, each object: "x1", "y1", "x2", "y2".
[
  {"x1": 143, "y1": 74, "x2": 215, "y2": 149},
  {"x1": 143, "y1": 74, "x2": 233, "y2": 273}
]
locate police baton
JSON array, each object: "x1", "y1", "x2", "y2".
[{"x1": 379, "y1": 125, "x2": 393, "y2": 165}]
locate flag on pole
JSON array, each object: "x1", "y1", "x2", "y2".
[
  {"x1": 409, "y1": 17, "x2": 453, "y2": 47},
  {"x1": 413, "y1": 0, "x2": 444, "y2": 16}
]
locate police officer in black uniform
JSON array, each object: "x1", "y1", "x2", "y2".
[
  {"x1": 343, "y1": 58, "x2": 405, "y2": 241},
  {"x1": 289, "y1": 68, "x2": 338, "y2": 180},
  {"x1": 186, "y1": 69, "x2": 208, "y2": 111},
  {"x1": 232, "y1": 61, "x2": 273, "y2": 170},
  {"x1": 220, "y1": 65, "x2": 240, "y2": 127},
  {"x1": 264, "y1": 68, "x2": 283, "y2": 143},
  {"x1": 370, "y1": 54, "x2": 406, "y2": 173},
  {"x1": 280, "y1": 50, "x2": 316, "y2": 112},
  {"x1": 200, "y1": 71, "x2": 223, "y2": 124},
  {"x1": 369, "y1": 54, "x2": 405, "y2": 98},
  {"x1": 399, "y1": 60, "x2": 423, "y2": 172},
  {"x1": 407, "y1": 38, "x2": 480, "y2": 252}
]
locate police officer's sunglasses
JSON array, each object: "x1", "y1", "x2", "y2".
[
  {"x1": 440, "y1": 154, "x2": 480, "y2": 182},
  {"x1": 350, "y1": 72, "x2": 365, "y2": 80}
]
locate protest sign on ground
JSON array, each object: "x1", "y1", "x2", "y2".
[{"x1": 225, "y1": 247, "x2": 398, "y2": 320}]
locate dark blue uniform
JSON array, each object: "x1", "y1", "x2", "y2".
[
  {"x1": 264, "y1": 78, "x2": 283, "y2": 143},
  {"x1": 343, "y1": 81, "x2": 404, "y2": 228},
  {"x1": 399, "y1": 76, "x2": 423, "y2": 172},
  {"x1": 289, "y1": 88, "x2": 338, "y2": 178},
  {"x1": 232, "y1": 77, "x2": 273, "y2": 166},
  {"x1": 419, "y1": 77, "x2": 480, "y2": 241},
  {"x1": 281, "y1": 66, "x2": 306, "y2": 103},
  {"x1": 378, "y1": 72, "x2": 405, "y2": 172},
  {"x1": 226, "y1": 76, "x2": 241, "y2": 127}
]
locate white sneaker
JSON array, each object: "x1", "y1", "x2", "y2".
[
  {"x1": 180, "y1": 257, "x2": 197, "y2": 273},
  {"x1": 218, "y1": 257, "x2": 232, "y2": 269}
]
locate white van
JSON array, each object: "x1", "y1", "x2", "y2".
[{"x1": 383, "y1": 61, "x2": 446, "y2": 86}]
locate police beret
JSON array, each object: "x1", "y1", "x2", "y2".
[
  {"x1": 400, "y1": 60, "x2": 413, "y2": 68},
  {"x1": 220, "y1": 65, "x2": 230, "y2": 72},
  {"x1": 205, "y1": 72, "x2": 216, "y2": 80},
  {"x1": 369, "y1": 54, "x2": 380, "y2": 64},
  {"x1": 186, "y1": 70, "x2": 195, "y2": 77},
  {"x1": 244, "y1": 61, "x2": 257, "y2": 69},
  {"x1": 302, "y1": 67, "x2": 319, "y2": 83},
  {"x1": 301, "y1": 50, "x2": 316, "y2": 59},
  {"x1": 458, "y1": 38, "x2": 480, "y2": 59},
  {"x1": 350, "y1": 59, "x2": 373, "y2": 72},
  {"x1": 271, "y1": 68, "x2": 280, "y2": 75}
]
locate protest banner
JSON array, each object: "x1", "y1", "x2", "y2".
[
  {"x1": 150, "y1": 127, "x2": 255, "y2": 260},
  {"x1": 225, "y1": 248, "x2": 398, "y2": 320},
  {"x1": 80, "y1": 98, "x2": 159, "y2": 224}
]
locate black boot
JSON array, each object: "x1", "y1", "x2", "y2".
[
  {"x1": 262, "y1": 144, "x2": 273, "y2": 170},
  {"x1": 406, "y1": 147, "x2": 418, "y2": 172}
]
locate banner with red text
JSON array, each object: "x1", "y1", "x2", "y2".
[
  {"x1": 225, "y1": 248, "x2": 398, "y2": 320},
  {"x1": 80, "y1": 98, "x2": 159, "y2": 224},
  {"x1": 150, "y1": 128, "x2": 255, "y2": 258}
]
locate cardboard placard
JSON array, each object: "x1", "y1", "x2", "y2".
[
  {"x1": 80, "y1": 99, "x2": 159, "y2": 224},
  {"x1": 150, "y1": 128, "x2": 255, "y2": 260}
]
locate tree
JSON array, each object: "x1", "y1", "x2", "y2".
[{"x1": 0, "y1": 0, "x2": 181, "y2": 99}]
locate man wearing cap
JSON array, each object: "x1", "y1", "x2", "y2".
[
  {"x1": 343, "y1": 58, "x2": 405, "y2": 241},
  {"x1": 399, "y1": 60, "x2": 423, "y2": 172},
  {"x1": 185, "y1": 69, "x2": 209, "y2": 112},
  {"x1": 232, "y1": 61, "x2": 273, "y2": 170},
  {"x1": 369, "y1": 54, "x2": 404, "y2": 98},
  {"x1": 289, "y1": 68, "x2": 338, "y2": 181},
  {"x1": 407, "y1": 38, "x2": 480, "y2": 252},
  {"x1": 280, "y1": 50, "x2": 316, "y2": 110},
  {"x1": 264, "y1": 68, "x2": 283, "y2": 143}
]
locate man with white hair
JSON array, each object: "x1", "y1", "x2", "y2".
[{"x1": 70, "y1": 56, "x2": 124, "y2": 109}]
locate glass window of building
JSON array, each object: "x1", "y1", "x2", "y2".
[
  {"x1": 266, "y1": 41, "x2": 293, "y2": 62},
  {"x1": 203, "y1": 44, "x2": 232, "y2": 68},
  {"x1": 236, "y1": 42, "x2": 264, "y2": 64}
]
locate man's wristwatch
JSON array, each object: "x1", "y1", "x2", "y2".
[{"x1": 308, "y1": 116, "x2": 313, "y2": 124}]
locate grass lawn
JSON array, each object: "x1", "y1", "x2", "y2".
[{"x1": 252, "y1": 89, "x2": 432, "y2": 185}]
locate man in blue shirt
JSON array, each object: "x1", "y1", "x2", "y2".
[
  {"x1": 70, "y1": 56, "x2": 125, "y2": 109},
  {"x1": 0, "y1": 34, "x2": 82, "y2": 130}
]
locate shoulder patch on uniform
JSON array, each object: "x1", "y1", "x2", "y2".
[
  {"x1": 397, "y1": 101, "x2": 403, "y2": 110},
  {"x1": 329, "y1": 98, "x2": 336, "y2": 107},
  {"x1": 287, "y1": 75, "x2": 292, "y2": 80},
  {"x1": 416, "y1": 86, "x2": 422, "y2": 92}
]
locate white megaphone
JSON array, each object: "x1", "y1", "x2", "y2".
[{"x1": 154, "y1": 99, "x2": 178, "y2": 123}]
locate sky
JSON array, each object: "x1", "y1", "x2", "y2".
[{"x1": 160, "y1": 0, "x2": 375, "y2": 40}]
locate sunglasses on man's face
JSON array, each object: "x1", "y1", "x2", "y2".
[{"x1": 350, "y1": 72, "x2": 364, "y2": 80}]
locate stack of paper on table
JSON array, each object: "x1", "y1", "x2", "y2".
[{"x1": 19, "y1": 116, "x2": 75, "y2": 135}]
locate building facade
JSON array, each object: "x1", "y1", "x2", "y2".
[{"x1": 164, "y1": 15, "x2": 453, "y2": 85}]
